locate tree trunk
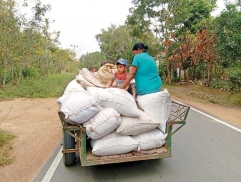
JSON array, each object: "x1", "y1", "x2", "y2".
[
  {"x1": 166, "y1": 60, "x2": 172, "y2": 83},
  {"x1": 184, "y1": 69, "x2": 189, "y2": 81},
  {"x1": 207, "y1": 63, "x2": 212, "y2": 83},
  {"x1": 17, "y1": 62, "x2": 23, "y2": 86}
]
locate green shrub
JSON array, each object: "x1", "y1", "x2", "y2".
[{"x1": 228, "y1": 66, "x2": 241, "y2": 91}]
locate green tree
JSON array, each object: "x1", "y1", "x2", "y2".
[
  {"x1": 96, "y1": 24, "x2": 160, "y2": 66},
  {"x1": 0, "y1": 0, "x2": 78, "y2": 87},
  {"x1": 214, "y1": 4, "x2": 241, "y2": 68},
  {"x1": 96, "y1": 24, "x2": 136, "y2": 63},
  {"x1": 182, "y1": 0, "x2": 216, "y2": 34},
  {"x1": 126, "y1": 0, "x2": 217, "y2": 83},
  {"x1": 79, "y1": 52, "x2": 106, "y2": 70}
]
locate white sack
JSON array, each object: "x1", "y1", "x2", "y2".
[
  {"x1": 137, "y1": 89, "x2": 172, "y2": 133},
  {"x1": 132, "y1": 129, "x2": 167, "y2": 151},
  {"x1": 86, "y1": 86, "x2": 103, "y2": 97},
  {"x1": 116, "y1": 109, "x2": 160, "y2": 136},
  {"x1": 76, "y1": 74, "x2": 95, "y2": 88},
  {"x1": 80, "y1": 68, "x2": 104, "y2": 87},
  {"x1": 83, "y1": 107, "x2": 121, "y2": 139},
  {"x1": 58, "y1": 92, "x2": 99, "y2": 124},
  {"x1": 63, "y1": 79, "x2": 87, "y2": 95},
  {"x1": 90, "y1": 132, "x2": 139, "y2": 156},
  {"x1": 87, "y1": 87, "x2": 139, "y2": 117}
]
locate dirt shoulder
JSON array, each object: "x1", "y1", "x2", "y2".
[
  {"x1": 0, "y1": 98, "x2": 62, "y2": 182},
  {"x1": 0, "y1": 95, "x2": 240, "y2": 182}
]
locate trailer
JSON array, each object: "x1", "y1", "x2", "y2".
[{"x1": 58, "y1": 100, "x2": 190, "y2": 166}]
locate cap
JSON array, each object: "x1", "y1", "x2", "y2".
[{"x1": 116, "y1": 59, "x2": 128, "y2": 66}]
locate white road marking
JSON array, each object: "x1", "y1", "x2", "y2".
[
  {"x1": 191, "y1": 107, "x2": 241, "y2": 133},
  {"x1": 173, "y1": 99, "x2": 241, "y2": 133},
  {"x1": 41, "y1": 147, "x2": 63, "y2": 182},
  {"x1": 41, "y1": 101, "x2": 240, "y2": 181}
]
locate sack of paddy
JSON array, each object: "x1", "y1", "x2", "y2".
[
  {"x1": 80, "y1": 68, "x2": 103, "y2": 87},
  {"x1": 83, "y1": 107, "x2": 121, "y2": 139},
  {"x1": 92, "y1": 71, "x2": 102, "y2": 83},
  {"x1": 63, "y1": 79, "x2": 87, "y2": 95},
  {"x1": 76, "y1": 74, "x2": 95, "y2": 88},
  {"x1": 137, "y1": 89, "x2": 172, "y2": 133},
  {"x1": 116, "y1": 109, "x2": 160, "y2": 136},
  {"x1": 57, "y1": 92, "x2": 99, "y2": 124},
  {"x1": 97, "y1": 63, "x2": 117, "y2": 85},
  {"x1": 90, "y1": 132, "x2": 139, "y2": 156},
  {"x1": 132, "y1": 129, "x2": 167, "y2": 151},
  {"x1": 86, "y1": 87, "x2": 139, "y2": 117}
]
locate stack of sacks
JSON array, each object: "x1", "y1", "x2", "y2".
[
  {"x1": 57, "y1": 77, "x2": 100, "y2": 125},
  {"x1": 86, "y1": 86, "x2": 168, "y2": 156},
  {"x1": 58, "y1": 68, "x2": 171, "y2": 156}
]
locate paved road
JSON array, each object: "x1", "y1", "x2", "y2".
[{"x1": 34, "y1": 108, "x2": 241, "y2": 182}]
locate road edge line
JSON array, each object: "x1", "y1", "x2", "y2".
[
  {"x1": 173, "y1": 99, "x2": 241, "y2": 133},
  {"x1": 41, "y1": 147, "x2": 63, "y2": 182},
  {"x1": 190, "y1": 107, "x2": 241, "y2": 133}
]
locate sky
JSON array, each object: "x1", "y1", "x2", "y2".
[
  {"x1": 18, "y1": 0, "x2": 229, "y2": 57},
  {"x1": 38, "y1": 0, "x2": 133, "y2": 56}
]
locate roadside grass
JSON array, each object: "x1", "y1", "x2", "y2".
[
  {"x1": 0, "y1": 129, "x2": 15, "y2": 166},
  {"x1": 165, "y1": 83, "x2": 241, "y2": 107},
  {"x1": 0, "y1": 73, "x2": 76, "y2": 165},
  {"x1": 0, "y1": 73, "x2": 75, "y2": 99}
]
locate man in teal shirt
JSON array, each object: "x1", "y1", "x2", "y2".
[{"x1": 119, "y1": 42, "x2": 162, "y2": 95}]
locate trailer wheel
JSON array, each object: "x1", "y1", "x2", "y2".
[{"x1": 63, "y1": 131, "x2": 76, "y2": 166}]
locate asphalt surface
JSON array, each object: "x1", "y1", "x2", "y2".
[{"x1": 34, "y1": 108, "x2": 241, "y2": 182}]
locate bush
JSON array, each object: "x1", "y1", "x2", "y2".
[{"x1": 228, "y1": 66, "x2": 241, "y2": 91}]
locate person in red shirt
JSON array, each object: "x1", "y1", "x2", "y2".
[{"x1": 105, "y1": 59, "x2": 136, "y2": 101}]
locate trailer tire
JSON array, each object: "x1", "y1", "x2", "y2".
[{"x1": 63, "y1": 131, "x2": 76, "y2": 166}]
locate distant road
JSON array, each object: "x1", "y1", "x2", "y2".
[{"x1": 34, "y1": 108, "x2": 241, "y2": 182}]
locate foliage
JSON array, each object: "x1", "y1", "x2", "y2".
[
  {"x1": 96, "y1": 24, "x2": 161, "y2": 66},
  {"x1": 0, "y1": 0, "x2": 78, "y2": 88},
  {"x1": 79, "y1": 52, "x2": 106, "y2": 70},
  {"x1": 127, "y1": 0, "x2": 217, "y2": 83},
  {"x1": 167, "y1": 29, "x2": 217, "y2": 82},
  {"x1": 0, "y1": 73, "x2": 76, "y2": 98},
  {"x1": 96, "y1": 24, "x2": 137, "y2": 63},
  {"x1": 227, "y1": 63, "x2": 241, "y2": 91},
  {"x1": 214, "y1": 4, "x2": 241, "y2": 68},
  {"x1": 182, "y1": 0, "x2": 216, "y2": 34}
]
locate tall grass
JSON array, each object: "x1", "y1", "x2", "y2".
[{"x1": 0, "y1": 73, "x2": 76, "y2": 98}]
